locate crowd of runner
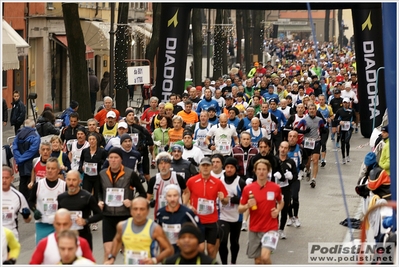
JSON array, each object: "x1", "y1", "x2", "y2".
[{"x1": 3, "y1": 38, "x2": 376, "y2": 265}]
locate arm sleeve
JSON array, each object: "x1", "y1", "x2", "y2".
[
  {"x1": 5, "y1": 228, "x2": 20, "y2": 259},
  {"x1": 87, "y1": 195, "x2": 103, "y2": 224},
  {"x1": 17, "y1": 104, "x2": 26, "y2": 124},
  {"x1": 79, "y1": 238, "x2": 96, "y2": 263},
  {"x1": 236, "y1": 119, "x2": 244, "y2": 134},
  {"x1": 78, "y1": 149, "x2": 86, "y2": 173},
  {"x1": 63, "y1": 153, "x2": 71, "y2": 171},
  {"x1": 28, "y1": 183, "x2": 39, "y2": 210},
  {"x1": 29, "y1": 238, "x2": 47, "y2": 264},
  {"x1": 177, "y1": 175, "x2": 187, "y2": 190},
  {"x1": 130, "y1": 172, "x2": 147, "y2": 198}
]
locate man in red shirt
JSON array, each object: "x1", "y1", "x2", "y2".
[
  {"x1": 94, "y1": 96, "x2": 120, "y2": 127},
  {"x1": 183, "y1": 157, "x2": 228, "y2": 259},
  {"x1": 30, "y1": 208, "x2": 95, "y2": 264},
  {"x1": 140, "y1": 96, "x2": 159, "y2": 133},
  {"x1": 238, "y1": 159, "x2": 284, "y2": 264}
]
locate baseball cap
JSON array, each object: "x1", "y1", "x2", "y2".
[
  {"x1": 196, "y1": 86, "x2": 202, "y2": 91},
  {"x1": 381, "y1": 125, "x2": 388, "y2": 133},
  {"x1": 225, "y1": 95, "x2": 233, "y2": 100},
  {"x1": 107, "y1": 111, "x2": 116, "y2": 118},
  {"x1": 118, "y1": 121, "x2": 128, "y2": 129},
  {"x1": 207, "y1": 106, "x2": 216, "y2": 112},
  {"x1": 211, "y1": 80, "x2": 216, "y2": 85},
  {"x1": 199, "y1": 157, "x2": 212, "y2": 165},
  {"x1": 334, "y1": 89, "x2": 341, "y2": 94},
  {"x1": 171, "y1": 144, "x2": 183, "y2": 152},
  {"x1": 343, "y1": 97, "x2": 350, "y2": 103}
]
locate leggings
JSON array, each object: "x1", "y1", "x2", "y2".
[
  {"x1": 82, "y1": 175, "x2": 100, "y2": 202},
  {"x1": 320, "y1": 127, "x2": 329, "y2": 153},
  {"x1": 288, "y1": 179, "x2": 300, "y2": 218},
  {"x1": 340, "y1": 130, "x2": 352, "y2": 158},
  {"x1": 218, "y1": 220, "x2": 242, "y2": 264},
  {"x1": 279, "y1": 186, "x2": 291, "y2": 231}
]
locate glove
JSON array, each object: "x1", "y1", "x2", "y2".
[
  {"x1": 284, "y1": 170, "x2": 293, "y2": 180},
  {"x1": 164, "y1": 144, "x2": 169, "y2": 152},
  {"x1": 382, "y1": 216, "x2": 393, "y2": 229},
  {"x1": 149, "y1": 200, "x2": 156, "y2": 208},
  {"x1": 187, "y1": 158, "x2": 198, "y2": 167},
  {"x1": 33, "y1": 209, "x2": 42, "y2": 220},
  {"x1": 230, "y1": 195, "x2": 240, "y2": 204},
  {"x1": 298, "y1": 170, "x2": 304, "y2": 181},
  {"x1": 245, "y1": 178, "x2": 253, "y2": 185},
  {"x1": 154, "y1": 141, "x2": 161, "y2": 147},
  {"x1": 21, "y1": 207, "x2": 31, "y2": 219},
  {"x1": 273, "y1": 172, "x2": 282, "y2": 181},
  {"x1": 139, "y1": 174, "x2": 146, "y2": 183}
]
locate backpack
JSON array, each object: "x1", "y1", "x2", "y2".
[
  {"x1": 355, "y1": 176, "x2": 370, "y2": 199},
  {"x1": 129, "y1": 126, "x2": 148, "y2": 152}
]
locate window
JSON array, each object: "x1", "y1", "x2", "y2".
[
  {"x1": 47, "y1": 3, "x2": 54, "y2": 10},
  {"x1": 3, "y1": 71, "x2": 7, "y2": 87}
]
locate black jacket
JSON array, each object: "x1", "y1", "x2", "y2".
[
  {"x1": 3, "y1": 98, "x2": 8, "y2": 123},
  {"x1": 36, "y1": 116, "x2": 60, "y2": 137},
  {"x1": 10, "y1": 99, "x2": 26, "y2": 126}
]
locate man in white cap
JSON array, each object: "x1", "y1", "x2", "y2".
[
  {"x1": 99, "y1": 110, "x2": 119, "y2": 144},
  {"x1": 104, "y1": 121, "x2": 129, "y2": 151},
  {"x1": 340, "y1": 82, "x2": 358, "y2": 111},
  {"x1": 94, "y1": 96, "x2": 120, "y2": 127}
]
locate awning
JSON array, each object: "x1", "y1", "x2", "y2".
[
  {"x1": 80, "y1": 20, "x2": 111, "y2": 54},
  {"x1": 2, "y1": 19, "x2": 30, "y2": 56},
  {"x1": 52, "y1": 34, "x2": 94, "y2": 60},
  {"x1": 278, "y1": 25, "x2": 312, "y2": 32},
  {"x1": 2, "y1": 19, "x2": 30, "y2": 70}
]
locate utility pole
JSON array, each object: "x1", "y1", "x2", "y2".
[{"x1": 206, "y1": 8, "x2": 211, "y2": 79}]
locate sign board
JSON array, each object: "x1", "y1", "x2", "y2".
[{"x1": 127, "y1": 66, "x2": 150, "y2": 85}]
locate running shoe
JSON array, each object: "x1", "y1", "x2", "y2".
[
  {"x1": 286, "y1": 217, "x2": 293, "y2": 226},
  {"x1": 91, "y1": 222, "x2": 98, "y2": 231},
  {"x1": 278, "y1": 230, "x2": 286, "y2": 239},
  {"x1": 355, "y1": 128, "x2": 358, "y2": 133},
  {"x1": 310, "y1": 178, "x2": 316, "y2": 188},
  {"x1": 346, "y1": 156, "x2": 351, "y2": 163},
  {"x1": 342, "y1": 158, "x2": 346, "y2": 165},
  {"x1": 320, "y1": 160, "x2": 326, "y2": 167},
  {"x1": 294, "y1": 217, "x2": 301, "y2": 227},
  {"x1": 241, "y1": 221, "x2": 248, "y2": 231}
]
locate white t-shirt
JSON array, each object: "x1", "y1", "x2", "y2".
[
  {"x1": 2, "y1": 188, "x2": 29, "y2": 240},
  {"x1": 207, "y1": 124, "x2": 237, "y2": 156},
  {"x1": 183, "y1": 146, "x2": 205, "y2": 166}
]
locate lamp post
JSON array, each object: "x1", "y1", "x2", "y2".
[
  {"x1": 109, "y1": 3, "x2": 115, "y2": 97},
  {"x1": 206, "y1": 8, "x2": 211, "y2": 79}
]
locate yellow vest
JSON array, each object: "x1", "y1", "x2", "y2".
[
  {"x1": 102, "y1": 123, "x2": 118, "y2": 143},
  {"x1": 122, "y1": 218, "x2": 154, "y2": 265}
]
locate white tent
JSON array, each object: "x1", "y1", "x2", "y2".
[{"x1": 2, "y1": 19, "x2": 30, "y2": 70}]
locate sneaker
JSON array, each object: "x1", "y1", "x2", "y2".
[
  {"x1": 304, "y1": 168, "x2": 311, "y2": 182},
  {"x1": 298, "y1": 170, "x2": 304, "y2": 181},
  {"x1": 294, "y1": 217, "x2": 301, "y2": 227},
  {"x1": 286, "y1": 217, "x2": 294, "y2": 226},
  {"x1": 342, "y1": 158, "x2": 346, "y2": 165},
  {"x1": 241, "y1": 221, "x2": 248, "y2": 231},
  {"x1": 278, "y1": 230, "x2": 286, "y2": 239},
  {"x1": 346, "y1": 156, "x2": 351, "y2": 163},
  {"x1": 320, "y1": 160, "x2": 326, "y2": 167},
  {"x1": 355, "y1": 128, "x2": 358, "y2": 133},
  {"x1": 310, "y1": 178, "x2": 316, "y2": 188},
  {"x1": 91, "y1": 222, "x2": 98, "y2": 231},
  {"x1": 336, "y1": 143, "x2": 340, "y2": 149}
]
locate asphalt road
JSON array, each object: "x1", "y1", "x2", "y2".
[{"x1": 7, "y1": 126, "x2": 371, "y2": 265}]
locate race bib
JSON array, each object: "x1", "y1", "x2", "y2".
[
  {"x1": 158, "y1": 194, "x2": 167, "y2": 209},
  {"x1": 218, "y1": 141, "x2": 230, "y2": 152},
  {"x1": 43, "y1": 198, "x2": 58, "y2": 216},
  {"x1": 197, "y1": 137, "x2": 206, "y2": 147},
  {"x1": 130, "y1": 133, "x2": 139, "y2": 146},
  {"x1": 163, "y1": 223, "x2": 181, "y2": 244},
  {"x1": 304, "y1": 138, "x2": 315, "y2": 149},
  {"x1": 125, "y1": 250, "x2": 148, "y2": 265},
  {"x1": 104, "y1": 134, "x2": 114, "y2": 143},
  {"x1": 2, "y1": 205, "x2": 15, "y2": 223},
  {"x1": 70, "y1": 210, "x2": 83, "y2": 230},
  {"x1": 197, "y1": 198, "x2": 214, "y2": 215},
  {"x1": 278, "y1": 178, "x2": 289, "y2": 188},
  {"x1": 105, "y1": 188, "x2": 124, "y2": 207},
  {"x1": 261, "y1": 231, "x2": 279, "y2": 250},
  {"x1": 267, "y1": 191, "x2": 275, "y2": 201},
  {"x1": 341, "y1": 121, "x2": 351, "y2": 131},
  {"x1": 83, "y1": 162, "x2": 97, "y2": 176},
  {"x1": 66, "y1": 139, "x2": 77, "y2": 152}
]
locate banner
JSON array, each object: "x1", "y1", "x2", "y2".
[
  {"x1": 352, "y1": 5, "x2": 386, "y2": 138},
  {"x1": 155, "y1": 4, "x2": 191, "y2": 102}
]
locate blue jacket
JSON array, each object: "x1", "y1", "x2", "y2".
[
  {"x1": 12, "y1": 127, "x2": 40, "y2": 176},
  {"x1": 196, "y1": 98, "x2": 221, "y2": 116},
  {"x1": 269, "y1": 109, "x2": 287, "y2": 132},
  {"x1": 59, "y1": 107, "x2": 75, "y2": 127}
]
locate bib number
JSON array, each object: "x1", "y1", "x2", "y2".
[
  {"x1": 341, "y1": 121, "x2": 351, "y2": 131},
  {"x1": 130, "y1": 133, "x2": 139, "y2": 146},
  {"x1": 83, "y1": 162, "x2": 98, "y2": 176},
  {"x1": 105, "y1": 188, "x2": 124, "y2": 207},
  {"x1": 2, "y1": 205, "x2": 15, "y2": 223},
  {"x1": 218, "y1": 141, "x2": 230, "y2": 152},
  {"x1": 304, "y1": 138, "x2": 315, "y2": 149},
  {"x1": 43, "y1": 198, "x2": 58, "y2": 216},
  {"x1": 125, "y1": 250, "x2": 148, "y2": 265},
  {"x1": 261, "y1": 231, "x2": 279, "y2": 250},
  {"x1": 70, "y1": 210, "x2": 83, "y2": 230},
  {"x1": 163, "y1": 223, "x2": 181, "y2": 244},
  {"x1": 197, "y1": 198, "x2": 214, "y2": 215}
]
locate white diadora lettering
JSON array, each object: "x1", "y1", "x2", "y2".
[
  {"x1": 363, "y1": 41, "x2": 380, "y2": 119},
  {"x1": 162, "y1": 38, "x2": 178, "y2": 102}
]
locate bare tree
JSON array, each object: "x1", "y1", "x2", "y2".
[
  {"x1": 114, "y1": 3, "x2": 129, "y2": 113},
  {"x1": 192, "y1": 8, "x2": 203, "y2": 85},
  {"x1": 61, "y1": 3, "x2": 91, "y2": 120},
  {"x1": 212, "y1": 9, "x2": 223, "y2": 79},
  {"x1": 243, "y1": 10, "x2": 252, "y2": 73},
  {"x1": 324, "y1": 10, "x2": 330, "y2": 42},
  {"x1": 236, "y1": 10, "x2": 243, "y2": 68},
  {"x1": 253, "y1": 10, "x2": 263, "y2": 63}
]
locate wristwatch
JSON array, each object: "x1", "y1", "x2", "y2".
[{"x1": 108, "y1": 254, "x2": 116, "y2": 260}]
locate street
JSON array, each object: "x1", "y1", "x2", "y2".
[{"x1": 4, "y1": 112, "x2": 370, "y2": 264}]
